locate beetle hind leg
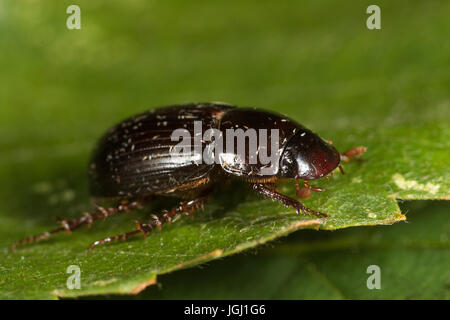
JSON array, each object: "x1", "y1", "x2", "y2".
[
  {"x1": 89, "y1": 196, "x2": 209, "y2": 249},
  {"x1": 12, "y1": 201, "x2": 143, "y2": 251}
]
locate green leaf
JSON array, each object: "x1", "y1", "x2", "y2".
[
  {"x1": 0, "y1": 0, "x2": 449, "y2": 299},
  {"x1": 122, "y1": 201, "x2": 450, "y2": 299}
]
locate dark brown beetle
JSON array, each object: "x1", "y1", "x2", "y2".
[{"x1": 13, "y1": 103, "x2": 365, "y2": 249}]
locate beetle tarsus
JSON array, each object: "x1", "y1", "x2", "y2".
[
  {"x1": 89, "y1": 229, "x2": 142, "y2": 250},
  {"x1": 12, "y1": 201, "x2": 143, "y2": 251}
]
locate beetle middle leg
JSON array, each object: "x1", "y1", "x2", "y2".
[
  {"x1": 12, "y1": 201, "x2": 144, "y2": 250},
  {"x1": 89, "y1": 195, "x2": 209, "y2": 249},
  {"x1": 252, "y1": 183, "x2": 327, "y2": 218}
]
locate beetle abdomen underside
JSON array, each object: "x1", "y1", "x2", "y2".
[{"x1": 89, "y1": 103, "x2": 234, "y2": 198}]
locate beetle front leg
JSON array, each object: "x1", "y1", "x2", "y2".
[
  {"x1": 252, "y1": 183, "x2": 327, "y2": 218},
  {"x1": 12, "y1": 201, "x2": 144, "y2": 251},
  {"x1": 340, "y1": 146, "x2": 367, "y2": 162},
  {"x1": 89, "y1": 196, "x2": 209, "y2": 249},
  {"x1": 295, "y1": 179, "x2": 324, "y2": 199}
]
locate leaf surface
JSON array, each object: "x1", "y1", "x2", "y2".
[{"x1": 0, "y1": 0, "x2": 448, "y2": 299}]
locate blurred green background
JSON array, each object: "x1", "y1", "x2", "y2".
[{"x1": 0, "y1": 0, "x2": 449, "y2": 299}]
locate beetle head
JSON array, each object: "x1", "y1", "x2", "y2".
[{"x1": 279, "y1": 129, "x2": 340, "y2": 180}]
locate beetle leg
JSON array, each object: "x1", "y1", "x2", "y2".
[
  {"x1": 295, "y1": 179, "x2": 311, "y2": 199},
  {"x1": 295, "y1": 180, "x2": 323, "y2": 199},
  {"x1": 89, "y1": 196, "x2": 209, "y2": 249},
  {"x1": 303, "y1": 180, "x2": 324, "y2": 192},
  {"x1": 340, "y1": 146, "x2": 367, "y2": 162},
  {"x1": 11, "y1": 201, "x2": 143, "y2": 251},
  {"x1": 252, "y1": 183, "x2": 327, "y2": 218}
]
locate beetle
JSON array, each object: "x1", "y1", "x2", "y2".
[{"x1": 13, "y1": 102, "x2": 365, "y2": 250}]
